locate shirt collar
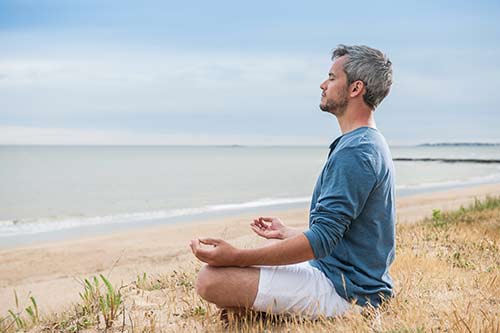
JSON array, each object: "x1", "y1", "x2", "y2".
[
  {"x1": 327, "y1": 126, "x2": 375, "y2": 157},
  {"x1": 328, "y1": 135, "x2": 343, "y2": 158}
]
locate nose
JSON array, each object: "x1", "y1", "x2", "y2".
[{"x1": 320, "y1": 80, "x2": 327, "y2": 91}]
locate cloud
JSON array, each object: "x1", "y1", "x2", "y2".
[
  {"x1": 0, "y1": 49, "x2": 324, "y2": 117},
  {"x1": 1, "y1": 45, "x2": 499, "y2": 144},
  {"x1": 393, "y1": 68, "x2": 500, "y2": 107}
]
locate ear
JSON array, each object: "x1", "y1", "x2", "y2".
[{"x1": 349, "y1": 80, "x2": 365, "y2": 98}]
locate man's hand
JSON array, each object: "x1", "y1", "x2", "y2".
[
  {"x1": 250, "y1": 217, "x2": 299, "y2": 240},
  {"x1": 190, "y1": 238, "x2": 241, "y2": 267},
  {"x1": 190, "y1": 233, "x2": 315, "y2": 267}
]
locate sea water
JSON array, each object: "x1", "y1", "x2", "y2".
[{"x1": 0, "y1": 145, "x2": 499, "y2": 244}]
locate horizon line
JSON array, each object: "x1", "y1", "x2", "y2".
[{"x1": 1, "y1": 142, "x2": 500, "y2": 148}]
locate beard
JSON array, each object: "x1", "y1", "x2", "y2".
[{"x1": 319, "y1": 88, "x2": 349, "y2": 116}]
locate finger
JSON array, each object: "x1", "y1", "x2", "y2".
[
  {"x1": 190, "y1": 239, "x2": 200, "y2": 255},
  {"x1": 254, "y1": 219, "x2": 269, "y2": 229},
  {"x1": 252, "y1": 218, "x2": 265, "y2": 226},
  {"x1": 250, "y1": 223, "x2": 267, "y2": 231},
  {"x1": 251, "y1": 222, "x2": 266, "y2": 232},
  {"x1": 193, "y1": 250, "x2": 210, "y2": 263},
  {"x1": 251, "y1": 224, "x2": 262, "y2": 234},
  {"x1": 190, "y1": 239, "x2": 196, "y2": 249},
  {"x1": 190, "y1": 240, "x2": 212, "y2": 262},
  {"x1": 253, "y1": 225, "x2": 282, "y2": 239},
  {"x1": 199, "y1": 238, "x2": 221, "y2": 246},
  {"x1": 251, "y1": 225, "x2": 269, "y2": 239},
  {"x1": 260, "y1": 217, "x2": 274, "y2": 222},
  {"x1": 192, "y1": 237, "x2": 203, "y2": 247},
  {"x1": 193, "y1": 247, "x2": 212, "y2": 258}
]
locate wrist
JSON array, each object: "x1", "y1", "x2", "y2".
[
  {"x1": 234, "y1": 248, "x2": 249, "y2": 267},
  {"x1": 281, "y1": 226, "x2": 296, "y2": 239}
]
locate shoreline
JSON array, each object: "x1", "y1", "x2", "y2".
[
  {"x1": 3, "y1": 180, "x2": 500, "y2": 250},
  {"x1": 1, "y1": 182, "x2": 500, "y2": 314}
]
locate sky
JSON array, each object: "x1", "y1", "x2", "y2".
[{"x1": 1, "y1": 0, "x2": 499, "y2": 145}]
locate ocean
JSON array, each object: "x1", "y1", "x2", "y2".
[{"x1": 1, "y1": 144, "x2": 499, "y2": 246}]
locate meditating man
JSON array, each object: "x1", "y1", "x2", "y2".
[{"x1": 190, "y1": 44, "x2": 395, "y2": 318}]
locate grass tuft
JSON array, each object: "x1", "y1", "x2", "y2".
[{"x1": 98, "y1": 274, "x2": 122, "y2": 328}]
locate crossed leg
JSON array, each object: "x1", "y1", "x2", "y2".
[{"x1": 196, "y1": 265, "x2": 260, "y2": 309}]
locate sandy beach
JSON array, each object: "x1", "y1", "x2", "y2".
[{"x1": 1, "y1": 183, "x2": 500, "y2": 315}]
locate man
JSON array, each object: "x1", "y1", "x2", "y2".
[{"x1": 190, "y1": 44, "x2": 395, "y2": 318}]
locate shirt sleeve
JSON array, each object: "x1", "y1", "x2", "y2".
[{"x1": 304, "y1": 146, "x2": 376, "y2": 259}]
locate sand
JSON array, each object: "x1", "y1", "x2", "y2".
[{"x1": 1, "y1": 183, "x2": 500, "y2": 315}]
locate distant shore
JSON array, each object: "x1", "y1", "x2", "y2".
[
  {"x1": 393, "y1": 157, "x2": 500, "y2": 163},
  {"x1": 417, "y1": 142, "x2": 500, "y2": 147},
  {"x1": 1, "y1": 182, "x2": 500, "y2": 315}
]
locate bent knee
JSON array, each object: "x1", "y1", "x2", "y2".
[{"x1": 196, "y1": 265, "x2": 222, "y2": 302}]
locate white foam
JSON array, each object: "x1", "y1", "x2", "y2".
[
  {"x1": 396, "y1": 171, "x2": 500, "y2": 190},
  {"x1": 3, "y1": 170, "x2": 500, "y2": 238},
  {"x1": 0, "y1": 196, "x2": 310, "y2": 237}
]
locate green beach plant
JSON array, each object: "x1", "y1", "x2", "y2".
[
  {"x1": 3, "y1": 291, "x2": 37, "y2": 332},
  {"x1": 136, "y1": 272, "x2": 148, "y2": 290},
  {"x1": 429, "y1": 195, "x2": 500, "y2": 227},
  {"x1": 77, "y1": 274, "x2": 122, "y2": 329},
  {"x1": 7, "y1": 310, "x2": 25, "y2": 331},
  {"x1": 431, "y1": 208, "x2": 446, "y2": 227},
  {"x1": 471, "y1": 195, "x2": 500, "y2": 211},
  {"x1": 78, "y1": 276, "x2": 101, "y2": 318},
  {"x1": 24, "y1": 296, "x2": 39, "y2": 325},
  {"x1": 98, "y1": 274, "x2": 122, "y2": 328},
  {"x1": 0, "y1": 316, "x2": 7, "y2": 333},
  {"x1": 135, "y1": 272, "x2": 163, "y2": 290}
]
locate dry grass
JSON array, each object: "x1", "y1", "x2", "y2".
[{"x1": 1, "y1": 197, "x2": 499, "y2": 332}]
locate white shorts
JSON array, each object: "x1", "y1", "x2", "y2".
[{"x1": 252, "y1": 261, "x2": 357, "y2": 319}]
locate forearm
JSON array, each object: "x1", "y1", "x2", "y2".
[{"x1": 236, "y1": 233, "x2": 315, "y2": 266}]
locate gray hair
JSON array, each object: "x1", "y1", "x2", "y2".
[{"x1": 332, "y1": 44, "x2": 393, "y2": 109}]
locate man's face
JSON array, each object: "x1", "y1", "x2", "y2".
[{"x1": 319, "y1": 56, "x2": 349, "y2": 116}]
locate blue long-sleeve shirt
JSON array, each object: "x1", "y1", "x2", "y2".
[{"x1": 303, "y1": 126, "x2": 396, "y2": 307}]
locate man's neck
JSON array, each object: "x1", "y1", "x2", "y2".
[{"x1": 336, "y1": 105, "x2": 376, "y2": 135}]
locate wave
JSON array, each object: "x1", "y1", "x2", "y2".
[
  {"x1": 393, "y1": 157, "x2": 500, "y2": 164},
  {"x1": 0, "y1": 196, "x2": 310, "y2": 237},
  {"x1": 396, "y1": 169, "x2": 500, "y2": 190},
  {"x1": 3, "y1": 169, "x2": 500, "y2": 238}
]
